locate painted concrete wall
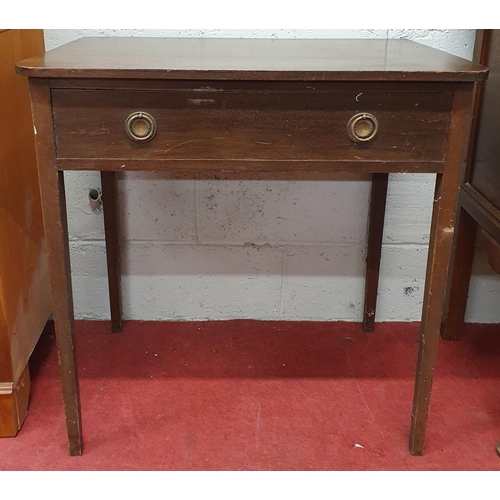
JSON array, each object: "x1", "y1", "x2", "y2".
[{"x1": 43, "y1": 29, "x2": 500, "y2": 322}]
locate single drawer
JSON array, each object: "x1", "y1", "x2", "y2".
[{"x1": 52, "y1": 88, "x2": 452, "y2": 163}]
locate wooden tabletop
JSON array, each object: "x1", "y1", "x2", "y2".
[{"x1": 16, "y1": 37, "x2": 488, "y2": 82}]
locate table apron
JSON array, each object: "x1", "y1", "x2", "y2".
[{"x1": 54, "y1": 158, "x2": 445, "y2": 174}]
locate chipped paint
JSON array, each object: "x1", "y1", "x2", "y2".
[
  {"x1": 193, "y1": 87, "x2": 223, "y2": 92},
  {"x1": 187, "y1": 99, "x2": 216, "y2": 105}
]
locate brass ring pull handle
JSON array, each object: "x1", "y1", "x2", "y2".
[
  {"x1": 347, "y1": 112, "x2": 379, "y2": 143},
  {"x1": 125, "y1": 111, "x2": 157, "y2": 142}
]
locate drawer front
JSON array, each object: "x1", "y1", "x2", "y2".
[{"x1": 52, "y1": 89, "x2": 452, "y2": 163}]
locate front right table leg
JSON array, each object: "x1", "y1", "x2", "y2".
[{"x1": 409, "y1": 86, "x2": 474, "y2": 456}]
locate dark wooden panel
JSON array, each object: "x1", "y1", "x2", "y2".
[
  {"x1": 469, "y1": 30, "x2": 500, "y2": 209},
  {"x1": 52, "y1": 88, "x2": 452, "y2": 164},
  {"x1": 16, "y1": 37, "x2": 488, "y2": 81}
]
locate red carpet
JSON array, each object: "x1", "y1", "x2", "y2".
[{"x1": 1, "y1": 320, "x2": 500, "y2": 470}]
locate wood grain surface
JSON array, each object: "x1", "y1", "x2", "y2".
[
  {"x1": 52, "y1": 88, "x2": 452, "y2": 164},
  {"x1": 16, "y1": 37, "x2": 488, "y2": 81}
]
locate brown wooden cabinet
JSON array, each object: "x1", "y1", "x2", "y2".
[
  {"x1": 467, "y1": 30, "x2": 500, "y2": 213},
  {"x1": 442, "y1": 30, "x2": 500, "y2": 340},
  {"x1": 0, "y1": 29, "x2": 51, "y2": 436}
]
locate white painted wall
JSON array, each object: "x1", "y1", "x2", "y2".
[{"x1": 43, "y1": 29, "x2": 500, "y2": 322}]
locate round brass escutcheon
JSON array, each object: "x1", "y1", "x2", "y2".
[
  {"x1": 347, "y1": 112, "x2": 379, "y2": 143},
  {"x1": 125, "y1": 111, "x2": 157, "y2": 143}
]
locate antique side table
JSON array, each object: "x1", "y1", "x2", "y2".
[{"x1": 17, "y1": 37, "x2": 487, "y2": 456}]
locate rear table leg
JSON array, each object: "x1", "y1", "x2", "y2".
[
  {"x1": 101, "y1": 171, "x2": 123, "y2": 333},
  {"x1": 363, "y1": 173, "x2": 389, "y2": 332}
]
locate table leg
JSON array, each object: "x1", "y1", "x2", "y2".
[
  {"x1": 409, "y1": 86, "x2": 474, "y2": 456},
  {"x1": 440, "y1": 206, "x2": 477, "y2": 341},
  {"x1": 362, "y1": 173, "x2": 389, "y2": 332},
  {"x1": 29, "y1": 79, "x2": 83, "y2": 456},
  {"x1": 45, "y1": 171, "x2": 83, "y2": 456},
  {"x1": 101, "y1": 171, "x2": 122, "y2": 333}
]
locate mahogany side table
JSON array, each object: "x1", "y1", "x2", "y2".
[{"x1": 17, "y1": 37, "x2": 487, "y2": 456}]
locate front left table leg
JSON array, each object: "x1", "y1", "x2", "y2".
[{"x1": 30, "y1": 79, "x2": 83, "y2": 455}]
